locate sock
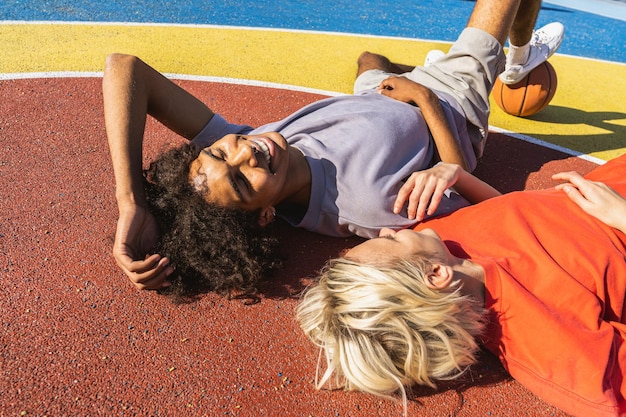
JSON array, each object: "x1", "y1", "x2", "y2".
[{"x1": 507, "y1": 43, "x2": 530, "y2": 66}]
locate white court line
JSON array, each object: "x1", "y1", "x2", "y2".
[{"x1": 0, "y1": 70, "x2": 605, "y2": 165}]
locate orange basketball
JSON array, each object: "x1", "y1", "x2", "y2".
[{"x1": 492, "y1": 61, "x2": 558, "y2": 117}]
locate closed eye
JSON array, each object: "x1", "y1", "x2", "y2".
[
  {"x1": 202, "y1": 148, "x2": 224, "y2": 161},
  {"x1": 214, "y1": 149, "x2": 227, "y2": 161},
  {"x1": 202, "y1": 148, "x2": 245, "y2": 202}
]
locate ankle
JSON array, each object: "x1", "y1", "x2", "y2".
[{"x1": 507, "y1": 43, "x2": 530, "y2": 65}]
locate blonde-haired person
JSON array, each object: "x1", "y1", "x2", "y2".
[
  {"x1": 298, "y1": 153, "x2": 626, "y2": 417},
  {"x1": 297, "y1": 257, "x2": 487, "y2": 399}
]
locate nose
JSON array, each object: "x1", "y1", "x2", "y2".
[
  {"x1": 229, "y1": 138, "x2": 257, "y2": 168},
  {"x1": 379, "y1": 227, "x2": 396, "y2": 237}
]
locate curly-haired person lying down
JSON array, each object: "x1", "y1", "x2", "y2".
[
  {"x1": 104, "y1": 0, "x2": 563, "y2": 299},
  {"x1": 297, "y1": 156, "x2": 626, "y2": 417}
]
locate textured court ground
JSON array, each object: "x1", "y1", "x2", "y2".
[{"x1": 1, "y1": 1, "x2": 625, "y2": 416}]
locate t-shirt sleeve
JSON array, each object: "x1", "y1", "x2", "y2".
[
  {"x1": 482, "y1": 261, "x2": 626, "y2": 417},
  {"x1": 190, "y1": 114, "x2": 254, "y2": 148}
]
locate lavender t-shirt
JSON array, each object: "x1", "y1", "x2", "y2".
[{"x1": 192, "y1": 90, "x2": 470, "y2": 238}]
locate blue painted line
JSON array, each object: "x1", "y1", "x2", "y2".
[{"x1": 1, "y1": 0, "x2": 624, "y2": 63}]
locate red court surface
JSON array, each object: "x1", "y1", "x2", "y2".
[{"x1": 0, "y1": 77, "x2": 598, "y2": 416}]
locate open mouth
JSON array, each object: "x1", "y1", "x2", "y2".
[{"x1": 251, "y1": 139, "x2": 272, "y2": 171}]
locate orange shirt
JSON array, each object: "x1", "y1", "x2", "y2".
[{"x1": 416, "y1": 155, "x2": 626, "y2": 417}]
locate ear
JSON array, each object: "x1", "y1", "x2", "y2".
[
  {"x1": 257, "y1": 206, "x2": 276, "y2": 227},
  {"x1": 423, "y1": 263, "x2": 453, "y2": 290}
]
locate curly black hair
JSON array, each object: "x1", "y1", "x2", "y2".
[{"x1": 143, "y1": 143, "x2": 280, "y2": 302}]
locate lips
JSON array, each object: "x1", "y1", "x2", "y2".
[{"x1": 251, "y1": 138, "x2": 273, "y2": 173}]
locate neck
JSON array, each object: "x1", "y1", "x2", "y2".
[
  {"x1": 454, "y1": 259, "x2": 486, "y2": 306},
  {"x1": 280, "y1": 146, "x2": 311, "y2": 207}
]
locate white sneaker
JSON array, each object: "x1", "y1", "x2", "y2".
[
  {"x1": 424, "y1": 49, "x2": 445, "y2": 67},
  {"x1": 499, "y1": 22, "x2": 564, "y2": 85}
]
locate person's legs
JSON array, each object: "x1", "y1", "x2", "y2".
[
  {"x1": 355, "y1": 0, "x2": 530, "y2": 77},
  {"x1": 353, "y1": 0, "x2": 525, "y2": 88},
  {"x1": 500, "y1": 21, "x2": 564, "y2": 84},
  {"x1": 405, "y1": 0, "x2": 525, "y2": 134},
  {"x1": 355, "y1": 51, "x2": 414, "y2": 79},
  {"x1": 465, "y1": 0, "x2": 522, "y2": 46},
  {"x1": 500, "y1": 0, "x2": 565, "y2": 84},
  {"x1": 353, "y1": 51, "x2": 416, "y2": 94},
  {"x1": 509, "y1": 0, "x2": 542, "y2": 46},
  {"x1": 461, "y1": 0, "x2": 563, "y2": 85}
]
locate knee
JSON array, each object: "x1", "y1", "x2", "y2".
[
  {"x1": 356, "y1": 51, "x2": 391, "y2": 75},
  {"x1": 357, "y1": 51, "x2": 379, "y2": 66},
  {"x1": 104, "y1": 53, "x2": 140, "y2": 74},
  {"x1": 357, "y1": 51, "x2": 373, "y2": 61}
]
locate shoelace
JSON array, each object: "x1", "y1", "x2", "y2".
[{"x1": 531, "y1": 29, "x2": 553, "y2": 49}]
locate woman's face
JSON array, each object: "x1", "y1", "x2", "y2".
[
  {"x1": 345, "y1": 228, "x2": 450, "y2": 263},
  {"x1": 189, "y1": 132, "x2": 290, "y2": 211}
]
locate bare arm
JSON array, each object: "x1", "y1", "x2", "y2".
[
  {"x1": 103, "y1": 53, "x2": 215, "y2": 289},
  {"x1": 393, "y1": 162, "x2": 501, "y2": 221},
  {"x1": 377, "y1": 76, "x2": 468, "y2": 170},
  {"x1": 375, "y1": 76, "x2": 488, "y2": 220},
  {"x1": 452, "y1": 166, "x2": 502, "y2": 203},
  {"x1": 103, "y1": 53, "x2": 214, "y2": 207}
]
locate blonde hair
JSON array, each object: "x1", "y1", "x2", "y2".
[{"x1": 296, "y1": 257, "x2": 487, "y2": 409}]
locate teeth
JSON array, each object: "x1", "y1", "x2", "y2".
[{"x1": 253, "y1": 140, "x2": 271, "y2": 166}]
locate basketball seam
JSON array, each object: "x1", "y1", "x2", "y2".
[{"x1": 538, "y1": 62, "x2": 550, "y2": 112}]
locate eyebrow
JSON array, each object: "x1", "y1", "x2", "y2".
[{"x1": 203, "y1": 148, "x2": 245, "y2": 202}]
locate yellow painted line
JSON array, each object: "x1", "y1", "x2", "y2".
[
  {"x1": 0, "y1": 22, "x2": 435, "y2": 92},
  {"x1": 2, "y1": 22, "x2": 625, "y2": 161}
]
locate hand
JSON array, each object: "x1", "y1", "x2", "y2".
[
  {"x1": 113, "y1": 204, "x2": 173, "y2": 290},
  {"x1": 377, "y1": 76, "x2": 422, "y2": 104},
  {"x1": 378, "y1": 76, "x2": 469, "y2": 170},
  {"x1": 553, "y1": 171, "x2": 626, "y2": 233},
  {"x1": 394, "y1": 163, "x2": 462, "y2": 221}
]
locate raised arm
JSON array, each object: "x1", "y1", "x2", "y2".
[
  {"x1": 377, "y1": 76, "x2": 468, "y2": 170},
  {"x1": 103, "y1": 53, "x2": 214, "y2": 289}
]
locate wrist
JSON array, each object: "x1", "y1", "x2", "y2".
[{"x1": 116, "y1": 191, "x2": 147, "y2": 210}]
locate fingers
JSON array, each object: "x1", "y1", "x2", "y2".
[
  {"x1": 552, "y1": 171, "x2": 585, "y2": 186},
  {"x1": 551, "y1": 171, "x2": 576, "y2": 181},
  {"x1": 553, "y1": 171, "x2": 612, "y2": 213},
  {"x1": 394, "y1": 180, "x2": 415, "y2": 214},
  {"x1": 377, "y1": 76, "x2": 399, "y2": 90},
  {"x1": 556, "y1": 183, "x2": 589, "y2": 209},
  {"x1": 116, "y1": 253, "x2": 174, "y2": 290},
  {"x1": 377, "y1": 82, "x2": 396, "y2": 98},
  {"x1": 553, "y1": 171, "x2": 595, "y2": 204},
  {"x1": 377, "y1": 76, "x2": 406, "y2": 96},
  {"x1": 410, "y1": 180, "x2": 437, "y2": 220},
  {"x1": 553, "y1": 171, "x2": 626, "y2": 231},
  {"x1": 425, "y1": 183, "x2": 448, "y2": 217},
  {"x1": 394, "y1": 173, "x2": 449, "y2": 221},
  {"x1": 394, "y1": 177, "x2": 428, "y2": 219},
  {"x1": 408, "y1": 180, "x2": 431, "y2": 220}
]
